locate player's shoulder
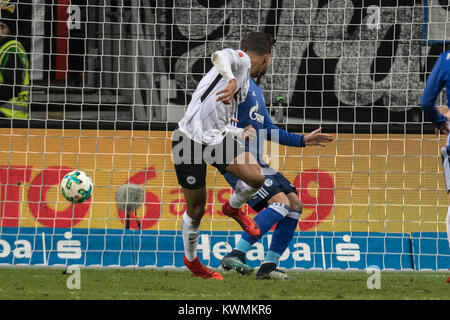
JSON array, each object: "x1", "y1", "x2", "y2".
[
  {"x1": 437, "y1": 51, "x2": 450, "y2": 72},
  {"x1": 440, "y1": 50, "x2": 450, "y2": 61},
  {"x1": 235, "y1": 49, "x2": 248, "y2": 59},
  {"x1": 223, "y1": 48, "x2": 246, "y2": 59},
  {"x1": 223, "y1": 48, "x2": 249, "y2": 61}
]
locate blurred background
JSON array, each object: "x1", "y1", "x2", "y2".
[{"x1": 2, "y1": 0, "x2": 450, "y2": 132}]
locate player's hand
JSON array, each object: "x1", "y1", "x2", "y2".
[
  {"x1": 437, "y1": 105, "x2": 450, "y2": 117},
  {"x1": 304, "y1": 127, "x2": 334, "y2": 146},
  {"x1": 216, "y1": 79, "x2": 237, "y2": 104},
  {"x1": 242, "y1": 125, "x2": 256, "y2": 141},
  {"x1": 436, "y1": 121, "x2": 450, "y2": 136},
  {"x1": 434, "y1": 106, "x2": 450, "y2": 135}
]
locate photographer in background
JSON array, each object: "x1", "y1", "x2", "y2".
[{"x1": 0, "y1": 5, "x2": 29, "y2": 119}]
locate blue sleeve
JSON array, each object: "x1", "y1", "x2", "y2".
[
  {"x1": 263, "y1": 107, "x2": 305, "y2": 147},
  {"x1": 420, "y1": 54, "x2": 448, "y2": 129}
]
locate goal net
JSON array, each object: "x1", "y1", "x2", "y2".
[{"x1": 0, "y1": 0, "x2": 448, "y2": 271}]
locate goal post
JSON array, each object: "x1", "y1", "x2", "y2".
[{"x1": 0, "y1": 0, "x2": 448, "y2": 270}]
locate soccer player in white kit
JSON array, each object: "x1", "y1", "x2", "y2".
[
  {"x1": 420, "y1": 50, "x2": 450, "y2": 283},
  {"x1": 172, "y1": 32, "x2": 276, "y2": 279}
]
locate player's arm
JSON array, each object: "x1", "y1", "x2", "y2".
[
  {"x1": 265, "y1": 122, "x2": 305, "y2": 147},
  {"x1": 262, "y1": 105, "x2": 333, "y2": 147},
  {"x1": 266, "y1": 122, "x2": 333, "y2": 147},
  {"x1": 211, "y1": 49, "x2": 248, "y2": 104},
  {"x1": 420, "y1": 53, "x2": 449, "y2": 133},
  {"x1": 259, "y1": 104, "x2": 304, "y2": 146},
  {"x1": 226, "y1": 122, "x2": 256, "y2": 141},
  {"x1": 303, "y1": 127, "x2": 334, "y2": 146}
]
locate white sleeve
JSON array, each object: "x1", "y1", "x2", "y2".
[
  {"x1": 225, "y1": 124, "x2": 244, "y2": 139},
  {"x1": 211, "y1": 48, "x2": 249, "y2": 81}
]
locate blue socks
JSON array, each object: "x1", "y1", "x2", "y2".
[
  {"x1": 234, "y1": 205, "x2": 301, "y2": 265},
  {"x1": 264, "y1": 251, "x2": 281, "y2": 264},
  {"x1": 241, "y1": 205, "x2": 285, "y2": 244},
  {"x1": 265, "y1": 216, "x2": 299, "y2": 263},
  {"x1": 235, "y1": 238, "x2": 253, "y2": 254}
]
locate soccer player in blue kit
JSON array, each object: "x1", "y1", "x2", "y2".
[
  {"x1": 420, "y1": 50, "x2": 450, "y2": 283},
  {"x1": 220, "y1": 35, "x2": 334, "y2": 279}
]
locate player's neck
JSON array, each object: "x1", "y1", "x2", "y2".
[{"x1": 247, "y1": 51, "x2": 264, "y2": 75}]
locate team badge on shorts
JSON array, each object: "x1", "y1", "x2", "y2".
[
  {"x1": 264, "y1": 179, "x2": 273, "y2": 187},
  {"x1": 186, "y1": 176, "x2": 197, "y2": 185}
]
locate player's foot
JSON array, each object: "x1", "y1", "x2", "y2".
[
  {"x1": 222, "y1": 201, "x2": 260, "y2": 237},
  {"x1": 184, "y1": 256, "x2": 223, "y2": 280},
  {"x1": 256, "y1": 262, "x2": 294, "y2": 280},
  {"x1": 220, "y1": 250, "x2": 254, "y2": 275},
  {"x1": 446, "y1": 276, "x2": 450, "y2": 284}
]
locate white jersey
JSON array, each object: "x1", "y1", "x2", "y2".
[{"x1": 178, "y1": 48, "x2": 251, "y2": 145}]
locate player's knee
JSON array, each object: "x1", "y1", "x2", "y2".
[
  {"x1": 246, "y1": 174, "x2": 265, "y2": 189},
  {"x1": 289, "y1": 198, "x2": 303, "y2": 212},
  {"x1": 186, "y1": 205, "x2": 205, "y2": 220},
  {"x1": 268, "y1": 193, "x2": 291, "y2": 207}
]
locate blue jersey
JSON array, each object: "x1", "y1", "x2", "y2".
[
  {"x1": 230, "y1": 77, "x2": 305, "y2": 165},
  {"x1": 420, "y1": 51, "x2": 450, "y2": 129},
  {"x1": 224, "y1": 77, "x2": 303, "y2": 198}
]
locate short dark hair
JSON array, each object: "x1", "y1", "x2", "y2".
[{"x1": 241, "y1": 32, "x2": 276, "y2": 55}]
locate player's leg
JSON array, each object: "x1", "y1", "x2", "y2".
[
  {"x1": 255, "y1": 173, "x2": 301, "y2": 280},
  {"x1": 256, "y1": 191, "x2": 302, "y2": 280},
  {"x1": 441, "y1": 146, "x2": 450, "y2": 247},
  {"x1": 447, "y1": 193, "x2": 450, "y2": 249},
  {"x1": 221, "y1": 172, "x2": 260, "y2": 227},
  {"x1": 181, "y1": 187, "x2": 206, "y2": 262},
  {"x1": 446, "y1": 192, "x2": 450, "y2": 284},
  {"x1": 213, "y1": 136, "x2": 265, "y2": 236},
  {"x1": 222, "y1": 173, "x2": 302, "y2": 279},
  {"x1": 261, "y1": 181, "x2": 302, "y2": 265},
  {"x1": 440, "y1": 145, "x2": 450, "y2": 283},
  {"x1": 233, "y1": 174, "x2": 297, "y2": 247},
  {"x1": 221, "y1": 175, "x2": 292, "y2": 274},
  {"x1": 223, "y1": 150, "x2": 299, "y2": 239},
  {"x1": 181, "y1": 187, "x2": 222, "y2": 279},
  {"x1": 172, "y1": 129, "x2": 222, "y2": 279},
  {"x1": 221, "y1": 191, "x2": 291, "y2": 274},
  {"x1": 225, "y1": 150, "x2": 266, "y2": 189},
  {"x1": 224, "y1": 150, "x2": 265, "y2": 211}
]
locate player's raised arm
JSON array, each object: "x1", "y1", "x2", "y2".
[
  {"x1": 212, "y1": 49, "x2": 248, "y2": 104},
  {"x1": 211, "y1": 49, "x2": 241, "y2": 81}
]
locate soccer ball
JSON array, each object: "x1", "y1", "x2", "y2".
[{"x1": 60, "y1": 170, "x2": 93, "y2": 203}]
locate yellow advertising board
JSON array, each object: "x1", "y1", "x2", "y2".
[{"x1": 0, "y1": 128, "x2": 448, "y2": 233}]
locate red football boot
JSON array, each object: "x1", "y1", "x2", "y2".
[
  {"x1": 222, "y1": 201, "x2": 260, "y2": 237},
  {"x1": 446, "y1": 276, "x2": 450, "y2": 284},
  {"x1": 184, "y1": 256, "x2": 223, "y2": 280}
]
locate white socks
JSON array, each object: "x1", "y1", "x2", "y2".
[
  {"x1": 447, "y1": 206, "x2": 450, "y2": 249},
  {"x1": 229, "y1": 180, "x2": 259, "y2": 209},
  {"x1": 181, "y1": 212, "x2": 201, "y2": 262}
]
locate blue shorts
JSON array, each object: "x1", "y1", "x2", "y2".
[{"x1": 223, "y1": 170, "x2": 298, "y2": 212}]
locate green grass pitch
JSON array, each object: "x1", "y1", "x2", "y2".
[{"x1": 0, "y1": 268, "x2": 448, "y2": 300}]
